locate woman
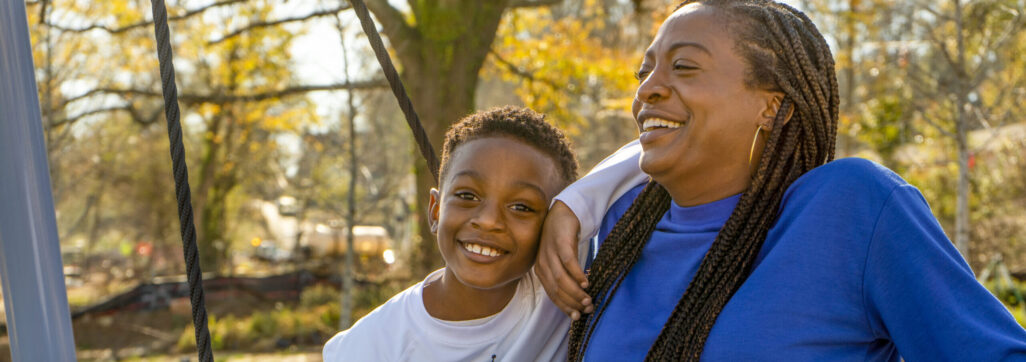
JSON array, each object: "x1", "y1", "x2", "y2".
[{"x1": 534, "y1": 0, "x2": 1026, "y2": 360}]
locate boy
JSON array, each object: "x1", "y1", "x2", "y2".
[{"x1": 323, "y1": 106, "x2": 579, "y2": 361}]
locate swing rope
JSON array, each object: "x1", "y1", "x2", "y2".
[
  {"x1": 348, "y1": 0, "x2": 440, "y2": 183},
  {"x1": 148, "y1": 0, "x2": 213, "y2": 360},
  {"x1": 145, "y1": 0, "x2": 438, "y2": 360}
]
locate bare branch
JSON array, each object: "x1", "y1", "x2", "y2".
[
  {"x1": 208, "y1": 4, "x2": 353, "y2": 45},
  {"x1": 363, "y1": 0, "x2": 414, "y2": 42},
  {"x1": 61, "y1": 80, "x2": 388, "y2": 107},
  {"x1": 916, "y1": 109, "x2": 957, "y2": 139},
  {"x1": 488, "y1": 50, "x2": 562, "y2": 89},
  {"x1": 912, "y1": 0, "x2": 952, "y2": 22},
  {"x1": 49, "y1": 105, "x2": 133, "y2": 128},
  {"x1": 920, "y1": 22, "x2": 960, "y2": 76},
  {"x1": 510, "y1": 0, "x2": 562, "y2": 8},
  {"x1": 45, "y1": 0, "x2": 247, "y2": 34},
  {"x1": 37, "y1": 0, "x2": 49, "y2": 24},
  {"x1": 970, "y1": 8, "x2": 1024, "y2": 87}
]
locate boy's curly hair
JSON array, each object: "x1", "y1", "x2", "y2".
[{"x1": 440, "y1": 106, "x2": 579, "y2": 186}]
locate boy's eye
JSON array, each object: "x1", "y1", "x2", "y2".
[
  {"x1": 510, "y1": 203, "x2": 535, "y2": 213},
  {"x1": 454, "y1": 192, "x2": 478, "y2": 201}
]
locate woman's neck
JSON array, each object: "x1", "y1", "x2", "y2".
[
  {"x1": 655, "y1": 171, "x2": 750, "y2": 207},
  {"x1": 421, "y1": 268, "x2": 519, "y2": 321}
]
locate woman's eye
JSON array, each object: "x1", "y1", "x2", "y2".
[
  {"x1": 634, "y1": 69, "x2": 651, "y2": 82},
  {"x1": 510, "y1": 203, "x2": 535, "y2": 213},
  {"x1": 673, "y1": 62, "x2": 697, "y2": 71}
]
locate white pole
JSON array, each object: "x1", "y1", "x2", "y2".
[{"x1": 0, "y1": 0, "x2": 78, "y2": 360}]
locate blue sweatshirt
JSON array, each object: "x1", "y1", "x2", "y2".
[{"x1": 582, "y1": 158, "x2": 1026, "y2": 361}]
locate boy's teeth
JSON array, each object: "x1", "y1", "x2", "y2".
[
  {"x1": 643, "y1": 118, "x2": 684, "y2": 131},
  {"x1": 462, "y1": 242, "x2": 501, "y2": 257}
]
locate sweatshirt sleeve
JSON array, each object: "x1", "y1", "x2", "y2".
[
  {"x1": 553, "y1": 139, "x2": 647, "y2": 262},
  {"x1": 863, "y1": 184, "x2": 1026, "y2": 361}
]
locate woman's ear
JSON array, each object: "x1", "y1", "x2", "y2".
[
  {"x1": 760, "y1": 93, "x2": 794, "y2": 131},
  {"x1": 428, "y1": 188, "x2": 441, "y2": 233}
]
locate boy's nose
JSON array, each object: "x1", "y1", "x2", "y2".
[{"x1": 470, "y1": 202, "x2": 505, "y2": 232}]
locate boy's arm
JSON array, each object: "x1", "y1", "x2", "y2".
[
  {"x1": 537, "y1": 139, "x2": 645, "y2": 320},
  {"x1": 555, "y1": 139, "x2": 646, "y2": 251}
]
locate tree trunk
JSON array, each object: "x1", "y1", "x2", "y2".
[
  {"x1": 953, "y1": 0, "x2": 970, "y2": 260},
  {"x1": 840, "y1": 0, "x2": 859, "y2": 157},
  {"x1": 388, "y1": 1, "x2": 511, "y2": 277},
  {"x1": 340, "y1": 22, "x2": 358, "y2": 330}
]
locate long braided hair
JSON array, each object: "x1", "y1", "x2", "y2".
[{"x1": 567, "y1": 1, "x2": 839, "y2": 360}]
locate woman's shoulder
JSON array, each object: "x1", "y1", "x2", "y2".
[
  {"x1": 776, "y1": 158, "x2": 914, "y2": 223},
  {"x1": 788, "y1": 157, "x2": 907, "y2": 197}
]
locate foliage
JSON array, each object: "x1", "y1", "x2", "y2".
[
  {"x1": 18, "y1": 1, "x2": 1026, "y2": 353},
  {"x1": 173, "y1": 282, "x2": 402, "y2": 353},
  {"x1": 488, "y1": 0, "x2": 670, "y2": 167}
]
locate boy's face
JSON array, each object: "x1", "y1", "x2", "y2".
[{"x1": 429, "y1": 136, "x2": 565, "y2": 291}]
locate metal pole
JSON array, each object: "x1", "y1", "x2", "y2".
[{"x1": 0, "y1": 1, "x2": 78, "y2": 361}]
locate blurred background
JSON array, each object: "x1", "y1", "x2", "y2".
[{"x1": 2, "y1": 0, "x2": 1025, "y2": 360}]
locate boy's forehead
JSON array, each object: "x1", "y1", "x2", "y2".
[{"x1": 441, "y1": 137, "x2": 563, "y2": 195}]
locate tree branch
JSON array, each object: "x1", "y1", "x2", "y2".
[
  {"x1": 916, "y1": 108, "x2": 957, "y2": 139},
  {"x1": 920, "y1": 22, "x2": 960, "y2": 76},
  {"x1": 913, "y1": 0, "x2": 952, "y2": 22},
  {"x1": 363, "y1": 0, "x2": 414, "y2": 42},
  {"x1": 488, "y1": 49, "x2": 562, "y2": 89},
  {"x1": 49, "y1": 105, "x2": 133, "y2": 128},
  {"x1": 510, "y1": 0, "x2": 562, "y2": 8},
  {"x1": 970, "y1": 8, "x2": 1024, "y2": 88},
  {"x1": 207, "y1": 4, "x2": 353, "y2": 45},
  {"x1": 61, "y1": 80, "x2": 388, "y2": 108},
  {"x1": 44, "y1": 0, "x2": 247, "y2": 34}
]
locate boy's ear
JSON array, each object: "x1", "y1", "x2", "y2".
[
  {"x1": 759, "y1": 93, "x2": 794, "y2": 131},
  {"x1": 427, "y1": 188, "x2": 441, "y2": 234}
]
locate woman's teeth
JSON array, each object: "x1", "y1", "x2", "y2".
[
  {"x1": 643, "y1": 118, "x2": 685, "y2": 131},
  {"x1": 462, "y1": 242, "x2": 502, "y2": 257}
]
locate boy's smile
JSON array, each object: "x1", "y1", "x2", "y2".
[{"x1": 429, "y1": 136, "x2": 565, "y2": 294}]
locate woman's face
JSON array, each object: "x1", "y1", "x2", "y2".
[{"x1": 632, "y1": 3, "x2": 781, "y2": 203}]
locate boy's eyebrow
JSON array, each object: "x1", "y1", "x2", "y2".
[
  {"x1": 452, "y1": 170, "x2": 482, "y2": 180},
  {"x1": 512, "y1": 180, "x2": 547, "y2": 200},
  {"x1": 451, "y1": 170, "x2": 548, "y2": 200}
]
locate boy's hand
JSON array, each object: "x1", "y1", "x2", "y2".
[{"x1": 537, "y1": 201, "x2": 594, "y2": 321}]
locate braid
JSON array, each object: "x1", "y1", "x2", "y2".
[
  {"x1": 567, "y1": 1, "x2": 839, "y2": 360},
  {"x1": 568, "y1": 181, "x2": 671, "y2": 361}
]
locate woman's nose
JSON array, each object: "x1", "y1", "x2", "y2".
[{"x1": 636, "y1": 73, "x2": 671, "y2": 103}]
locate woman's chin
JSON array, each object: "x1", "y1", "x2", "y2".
[{"x1": 639, "y1": 153, "x2": 672, "y2": 180}]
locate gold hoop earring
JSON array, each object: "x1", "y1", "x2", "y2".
[{"x1": 748, "y1": 125, "x2": 764, "y2": 166}]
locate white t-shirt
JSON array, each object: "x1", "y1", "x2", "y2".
[
  {"x1": 322, "y1": 269, "x2": 569, "y2": 362},
  {"x1": 552, "y1": 139, "x2": 646, "y2": 265}
]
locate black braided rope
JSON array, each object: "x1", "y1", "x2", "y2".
[
  {"x1": 348, "y1": 0, "x2": 440, "y2": 183},
  {"x1": 148, "y1": 0, "x2": 214, "y2": 360}
]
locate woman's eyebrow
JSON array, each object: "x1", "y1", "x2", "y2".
[
  {"x1": 667, "y1": 41, "x2": 711, "y2": 56},
  {"x1": 643, "y1": 41, "x2": 711, "y2": 60}
]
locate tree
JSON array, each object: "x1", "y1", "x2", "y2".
[
  {"x1": 904, "y1": 0, "x2": 1025, "y2": 261},
  {"x1": 487, "y1": 0, "x2": 644, "y2": 168},
  {"x1": 361, "y1": 0, "x2": 563, "y2": 276},
  {"x1": 28, "y1": 0, "x2": 388, "y2": 273}
]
